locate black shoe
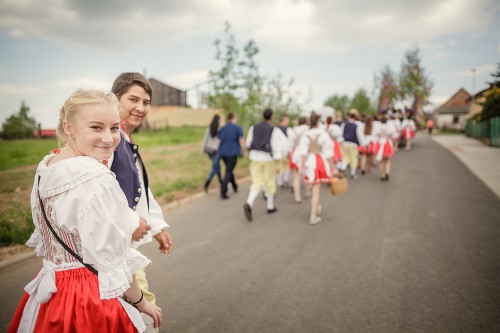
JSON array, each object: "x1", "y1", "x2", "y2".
[
  {"x1": 385, "y1": 174, "x2": 389, "y2": 181},
  {"x1": 221, "y1": 194, "x2": 229, "y2": 200},
  {"x1": 204, "y1": 180, "x2": 210, "y2": 193},
  {"x1": 232, "y1": 184, "x2": 238, "y2": 193},
  {"x1": 243, "y1": 203, "x2": 252, "y2": 221},
  {"x1": 380, "y1": 177, "x2": 386, "y2": 181},
  {"x1": 267, "y1": 207, "x2": 278, "y2": 214}
]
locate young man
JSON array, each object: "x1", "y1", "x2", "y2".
[
  {"x1": 243, "y1": 108, "x2": 287, "y2": 221},
  {"x1": 217, "y1": 112, "x2": 246, "y2": 199},
  {"x1": 341, "y1": 110, "x2": 363, "y2": 179},
  {"x1": 110, "y1": 72, "x2": 173, "y2": 307}
]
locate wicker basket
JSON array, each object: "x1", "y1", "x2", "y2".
[{"x1": 329, "y1": 176, "x2": 348, "y2": 195}]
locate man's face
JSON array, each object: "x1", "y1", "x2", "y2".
[{"x1": 118, "y1": 84, "x2": 151, "y2": 132}]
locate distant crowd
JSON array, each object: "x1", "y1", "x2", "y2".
[{"x1": 201, "y1": 108, "x2": 418, "y2": 225}]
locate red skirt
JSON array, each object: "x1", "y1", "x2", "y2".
[
  {"x1": 402, "y1": 128, "x2": 415, "y2": 139},
  {"x1": 358, "y1": 142, "x2": 374, "y2": 155},
  {"x1": 8, "y1": 268, "x2": 137, "y2": 333},
  {"x1": 333, "y1": 140, "x2": 343, "y2": 162},
  {"x1": 305, "y1": 154, "x2": 330, "y2": 184},
  {"x1": 289, "y1": 147, "x2": 299, "y2": 171},
  {"x1": 374, "y1": 139, "x2": 394, "y2": 159}
]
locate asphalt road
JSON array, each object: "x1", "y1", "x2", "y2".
[{"x1": 1, "y1": 135, "x2": 499, "y2": 333}]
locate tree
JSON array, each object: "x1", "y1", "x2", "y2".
[
  {"x1": 1, "y1": 101, "x2": 37, "y2": 139},
  {"x1": 480, "y1": 63, "x2": 500, "y2": 121},
  {"x1": 324, "y1": 94, "x2": 350, "y2": 115},
  {"x1": 349, "y1": 88, "x2": 376, "y2": 115},
  {"x1": 209, "y1": 22, "x2": 304, "y2": 128},
  {"x1": 399, "y1": 48, "x2": 433, "y2": 121},
  {"x1": 375, "y1": 65, "x2": 400, "y2": 112}
]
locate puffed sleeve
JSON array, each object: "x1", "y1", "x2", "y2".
[
  {"x1": 320, "y1": 132, "x2": 334, "y2": 159},
  {"x1": 52, "y1": 173, "x2": 150, "y2": 300},
  {"x1": 297, "y1": 132, "x2": 310, "y2": 156},
  {"x1": 246, "y1": 126, "x2": 254, "y2": 148}
]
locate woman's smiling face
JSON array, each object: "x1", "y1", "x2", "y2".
[{"x1": 65, "y1": 102, "x2": 121, "y2": 160}]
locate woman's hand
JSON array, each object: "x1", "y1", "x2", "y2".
[
  {"x1": 135, "y1": 299, "x2": 163, "y2": 329},
  {"x1": 132, "y1": 218, "x2": 151, "y2": 241}
]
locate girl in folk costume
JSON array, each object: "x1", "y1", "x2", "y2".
[
  {"x1": 358, "y1": 115, "x2": 376, "y2": 175},
  {"x1": 8, "y1": 90, "x2": 162, "y2": 333},
  {"x1": 288, "y1": 116, "x2": 309, "y2": 203},
  {"x1": 373, "y1": 115, "x2": 396, "y2": 181},
  {"x1": 401, "y1": 115, "x2": 417, "y2": 150},
  {"x1": 326, "y1": 116, "x2": 345, "y2": 171},
  {"x1": 388, "y1": 112, "x2": 401, "y2": 151},
  {"x1": 298, "y1": 114, "x2": 337, "y2": 224}
]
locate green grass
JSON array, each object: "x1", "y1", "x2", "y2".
[
  {"x1": 0, "y1": 206, "x2": 34, "y2": 246},
  {"x1": 0, "y1": 138, "x2": 59, "y2": 170},
  {"x1": 0, "y1": 126, "x2": 206, "y2": 171},
  {"x1": 132, "y1": 126, "x2": 205, "y2": 147}
]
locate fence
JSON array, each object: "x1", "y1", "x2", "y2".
[{"x1": 465, "y1": 116, "x2": 500, "y2": 147}]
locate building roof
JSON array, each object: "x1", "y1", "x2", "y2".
[{"x1": 434, "y1": 88, "x2": 471, "y2": 115}]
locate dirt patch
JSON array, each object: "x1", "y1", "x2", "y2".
[{"x1": 0, "y1": 244, "x2": 33, "y2": 261}]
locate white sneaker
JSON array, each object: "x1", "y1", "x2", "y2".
[{"x1": 309, "y1": 216, "x2": 322, "y2": 225}]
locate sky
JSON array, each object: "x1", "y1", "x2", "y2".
[{"x1": 0, "y1": 0, "x2": 499, "y2": 127}]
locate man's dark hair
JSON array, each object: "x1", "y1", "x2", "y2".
[
  {"x1": 111, "y1": 72, "x2": 153, "y2": 100},
  {"x1": 263, "y1": 108, "x2": 273, "y2": 120},
  {"x1": 227, "y1": 112, "x2": 235, "y2": 121},
  {"x1": 298, "y1": 116, "x2": 307, "y2": 125}
]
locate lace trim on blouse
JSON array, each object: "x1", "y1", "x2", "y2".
[{"x1": 40, "y1": 166, "x2": 109, "y2": 198}]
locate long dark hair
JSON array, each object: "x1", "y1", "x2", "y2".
[
  {"x1": 209, "y1": 114, "x2": 220, "y2": 138},
  {"x1": 364, "y1": 115, "x2": 373, "y2": 135}
]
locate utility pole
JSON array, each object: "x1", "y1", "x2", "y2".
[{"x1": 471, "y1": 68, "x2": 476, "y2": 114}]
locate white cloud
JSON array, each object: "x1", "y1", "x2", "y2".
[
  {"x1": 0, "y1": 0, "x2": 497, "y2": 53},
  {"x1": 166, "y1": 70, "x2": 210, "y2": 89},
  {"x1": 56, "y1": 77, "x2": 110, "y2": 90}
]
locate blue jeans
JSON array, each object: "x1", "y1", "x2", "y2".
[{"x1": 205, "y1": 151, "x2": 222, "y2": 185}]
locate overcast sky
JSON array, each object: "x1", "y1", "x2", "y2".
[{"x1": 1, "y1": 0, "x2": 499, "y2": 127}]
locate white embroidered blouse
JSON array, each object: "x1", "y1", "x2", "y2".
[{"x1": 27, "y1": 154, "x2": 150, "y2": 300}]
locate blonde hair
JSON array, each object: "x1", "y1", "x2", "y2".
[{"x1": 56, "y1": 89, "x2": 119, "y2": 147}]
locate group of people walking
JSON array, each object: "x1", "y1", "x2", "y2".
[
  {"x1": 8, "y1": 73, "x2": 171, "y2": 332},
  {"x1": 202, "y1": 107, "x2": 417, "y2": 225}
]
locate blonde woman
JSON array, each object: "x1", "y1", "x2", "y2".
[{"x1": 8, "y1": 90, "x2": 161, "y2": 332}]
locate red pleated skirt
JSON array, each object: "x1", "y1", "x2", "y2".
[
  {"x1": 358, "y1": 142, "x2": 374, "y2": 155},
  {"x1": 402, "y1": 128, "x2": 415, "y2": 139},
  {"x1": 8, "y1": 268, "x2": 137, "y2": 333},
  {"x1": 374, "y1": 139, "x2": 394, "y2": 159},
  {"x1": 305, "y1": 154, "x2": 330, "y2": 184}
]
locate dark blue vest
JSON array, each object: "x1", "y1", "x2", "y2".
[
  {"x1": 110, "y1": 135, "x2": 149, "y2": 210},
  {"x1": 343, "y1": 122, "x2": 359, "y2": 145},
  {"x1": 249, "y1": 122, "x2": 274, "y2": 153},
  {"x1": 278, "y1": 125, "x2": 288, "y2": 136}
]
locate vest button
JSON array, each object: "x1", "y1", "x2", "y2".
[
  {"x1": 138, "y1": 188, "x2": 142, "y2": 193},
  {"x1": 132, "y1": 205, "x2": 136, "y2": 210},
  {"x1": 134, "y1": 197, "x2": 140, "y2": 202},
  {"x1": 133, "y1": 153, "x2": 137, "y2": 158},
  {"x1": 133, "y1": 145, "x2": 138, "y2": 150}
]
